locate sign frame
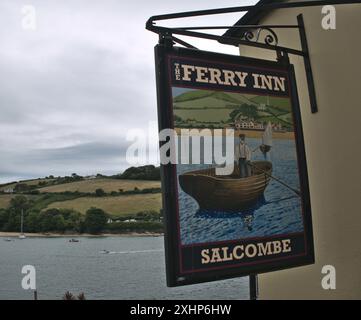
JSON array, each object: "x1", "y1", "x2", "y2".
[{"x1": 154, "y1": 43, "x2": 315, "y2": 287}]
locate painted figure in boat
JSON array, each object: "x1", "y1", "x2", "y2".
[{"x1": 236, "y1": 134, "x2": 252, "y2": 178}]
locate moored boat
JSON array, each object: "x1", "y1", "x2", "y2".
[
  {"x1": 178, "y1": 160, "x2": 272, "y2": 211},
  {"x1": 19, "y1": 209, "x2": 26, "y2": 239}
]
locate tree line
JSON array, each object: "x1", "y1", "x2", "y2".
[{"x1": 0, "y1": 195, "x2": 163, "y2": 234}]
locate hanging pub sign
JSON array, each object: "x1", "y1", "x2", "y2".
[{"x1": 154, "y1": 45, "x2": 314, "y2": 286}]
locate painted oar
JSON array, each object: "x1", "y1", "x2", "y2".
[{"x1": 249, "y1": 162, "x2": 301, "y2": 197}]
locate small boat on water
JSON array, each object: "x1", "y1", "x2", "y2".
[
  {"x1": 19, "y1": 209, "x2": 26, "y2": 239},
  {"x1": 260, "y1": 122, "x2": 273, "y2": 154},
  {"x1": 100, "y1": 250, "x2": 110, "y2": 254},
  {"x1": 69, "y1": 239, "x2": 80, "y2": 243},
  {"x1": 179, "y1": 160, "x2": 272, "y2": 211},
  {"x1": 3, "y1": 238, "x2": 13, "y2": 242}
]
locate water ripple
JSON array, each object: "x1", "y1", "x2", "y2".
[{"x1": 177, "y1": 138, "x2": 304, "y2": 245}]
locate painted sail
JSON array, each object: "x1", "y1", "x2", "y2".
[{"x1": 262, "y1": 122, "x2": 273, "y2": 146}]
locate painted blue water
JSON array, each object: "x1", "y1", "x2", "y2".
[{"x1": 176, "y1": 137, "x2": 304, "y2": 245}]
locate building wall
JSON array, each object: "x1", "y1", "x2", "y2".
[{"x1": 238, "y1": 1, "x2": 361, "y2": 299}]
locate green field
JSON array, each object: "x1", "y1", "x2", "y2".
[
  {"x1": 47, "y1": 193, "x2": 162, "y2": 217},
  {"x1": 0, "y1": 194, "x2": 38, "y2": 209},
  {"x1": 0, "y1": 195, "x2": 13, "y2": 209},
  {"x1": 0, "y1": 167, "x2": 163, "y2": 234},
  {"x1": 0, "y1": 178, "x2": 55, "y2": 191},
  {"x1": 0, "y1": 178, "x2": 162, "y2": 215},
  {"x1": 39, "y1": 178, "x2": 160, "y2": 193},
  {"x1": 0, "y1": 175, "x2": 162, "y2": 217}
]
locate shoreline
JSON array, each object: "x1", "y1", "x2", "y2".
[
  {"x1": 0, "y1": 231, "x2": 164, "y2": 238},
  {"x1": 175, "y1": 128, "x2": 294, "y2": 139}
]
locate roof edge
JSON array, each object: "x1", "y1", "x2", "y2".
[{"x1": 222, "y1": 0, "x2": 287, "y2": 39}]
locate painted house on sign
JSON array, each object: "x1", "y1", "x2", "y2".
[{"x1": 234, "y1": 119, "x2": 265, "y2": 130}]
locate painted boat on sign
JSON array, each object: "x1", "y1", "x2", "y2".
[{"x1": 179, "y1": 160, "x2": 272, "y2": 211}]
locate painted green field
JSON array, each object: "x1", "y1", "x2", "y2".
[
  {"x1": 173, "y1": 91, "x2": 256, "y2": 124},
  {"x1": 173, "y1": 89, "x2": 293, "y2": 128},
  {"x1": 39, "y1": 178, "x2": 160, "y2": 193},
  {"x1": 173, "y1": 90, "x2": 257, "y2": 109},
  {"x1": 174, "y1": 109, "x2": 231, "y2": 123},
  {"x1": 250, "y1": 95, "x2": 291, "y2": 111},
  {"x1": 173, "y1": 89, "x2": 213, "y2": 102},
  {"x1": 46, "y1": 193, "x2": 162, "y2": 217}
]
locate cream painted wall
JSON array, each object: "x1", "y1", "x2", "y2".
[{"x1": 238, "y1": 1, "x2": 361, "y2": 299}]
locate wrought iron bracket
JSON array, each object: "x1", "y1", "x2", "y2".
[
  {"x1": 146, "y1": 1, "x2": 360, "y2": 113},
  {"x1": 146, "y1": 10, "x2": 318, "y2": 113}
]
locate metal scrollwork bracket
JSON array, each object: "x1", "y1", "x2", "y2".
[
  {"x1": 243, "y1": 27, "x2": 279, "y2": 46},
  {"x1": 146, "y1": 6, "x2": 320, "y2": 113}
]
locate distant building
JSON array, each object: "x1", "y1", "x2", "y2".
[{"x1": 3, "y1": 188, "x2": 14, "y2": 194}]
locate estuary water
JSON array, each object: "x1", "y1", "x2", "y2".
[{"x1": 0, "y1": 236, "x2": 249, "y2": 300}]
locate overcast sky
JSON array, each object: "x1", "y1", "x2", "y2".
[{"x1": 0, "y1": 0, "x2": 257, "y2": 183}]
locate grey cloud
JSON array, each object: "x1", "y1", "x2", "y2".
[
  {"x1": 31, "y1": 141, "x2": 130, "y2": 162},
  {"x1": 0, "y1": 0, "x2": 254, "y2": 182},
  {"x1": 0, "y1": 142, "x2": 132, "y2": 183}
]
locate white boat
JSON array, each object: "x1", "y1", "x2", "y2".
[
  {"x1": 260, "y1": 122, "x2": 273, "y2": 155},
  {"x1": 19, "y1": 209, "x2": 26, "y2": 239}
]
